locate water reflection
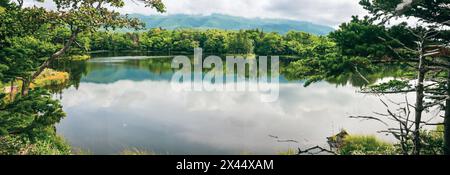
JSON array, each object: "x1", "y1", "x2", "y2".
[{"x1": 54, "y1": 55, "x2": 402, "y2": 154}]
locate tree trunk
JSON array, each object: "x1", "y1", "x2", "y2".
[
  {"x1": 444, "y1": 70, "x2": 450, "y2": 155},
  {"x1": 413, "y1": 68, "x2": 425, "y2": 155},
  {"x1": 9, "y1": 78, "x2": 15, "y2": 101},
  {"x1": 21, "y1": 79, "x2": 30, "y2": 96},
  {"x1": 21, "y1": 30, "x2": 79, "y2": 95},
  {"x1": 413, "y1": 42, "x2": 426, "y2": 155}
]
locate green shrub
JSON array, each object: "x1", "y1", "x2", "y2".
[
  {"x1": 419, "y1": 125, "x2": 444, "y2": 155},
  {"x1": 396, "y1": 126, "x2": 445, "y2": 155}
]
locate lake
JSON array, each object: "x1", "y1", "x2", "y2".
[{"x1": 53, "y1": 53, "x2": 406, "y2": 155}]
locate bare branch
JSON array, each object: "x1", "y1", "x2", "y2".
[
  {"x1": 349, "y1": 116, "x2": 389, "y2": 126},
  {"x1": 298, "y1": 146, "x2": 337, "y2": 155}
]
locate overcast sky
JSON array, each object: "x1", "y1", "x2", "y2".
[{"x1": 23, "y1": 0, "x2": 368, "y2": 27}]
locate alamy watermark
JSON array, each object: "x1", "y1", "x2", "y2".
[{"x1": 170, "y1": 48, "x2": 279, "y2": 102}]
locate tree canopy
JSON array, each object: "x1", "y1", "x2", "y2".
[{"x1": 0, "y1": 0, "x2": 165, "y2": 155}]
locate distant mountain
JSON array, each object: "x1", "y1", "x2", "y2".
[{"x1": 130, "y1": 13, "x2": 334, "y2": 35}]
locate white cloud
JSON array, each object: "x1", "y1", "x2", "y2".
[
  {"x1": 58, "y1": 79, "x2": 396, "y2": 154},
  {"x1": 120, "y1": 0, "x2": 367, "y2": 27},
  {"x1": 23, "y1": 0, "x2": 368, "y2": 27}
]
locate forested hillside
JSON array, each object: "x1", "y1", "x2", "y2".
[{"x1": 130, "y1": 14, "x2": 334, "y2": 35}]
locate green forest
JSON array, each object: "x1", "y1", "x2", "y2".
[
  {"x1": 0, "y1": 0, "x2": 449, "y2": 155},
  {"x1": 69, "y1": 28, "x2": 329, "y2": 56}
]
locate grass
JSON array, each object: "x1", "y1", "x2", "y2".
[
  {"x1": 1, "y1": 69, "x2": 69, "y2": 103},
  {"x1": 278, "y1": 148, "x2": 298, "y2": 155},
  {"x1": 338, "y1": 135, "x2": 396, "y2": 155},
  {"x1": 31, "y1": 68, "x2": 69, "y2": 88},
  {"x1": 71, "y1": 147, "x2": 93, "y2": 155},
  {"x1": 119, "y1": 148, "x2": 156, "y2": 155},
  {"x1": 68, "y1": 55, "x2": 91, "y2": 61},
  {"x1": 0, "y1": 129, "x2": 71, "y2": 155}
]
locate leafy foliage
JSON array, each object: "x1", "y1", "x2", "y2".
[
  {"x1": 284, "y1": 37, "x2": 375, "y2": 86},
  {"x1": 0, "y1": 0, "x2": 165, "y2": 155},
  {"x1": 363, "y1": 79, "x2": 413, "y2": 93},
  {"x1": 0, "y1": 131, "x2": 71, "y2": 155},
  {"x1": 0, "y1": 89, "x2": 65, "y2": 136},
  {"x1": 419, "y1": 125, "x2": 444, "y2": 155},
  {"x1": 84, "y1": 28, "x2": 329, "y2": 56}
]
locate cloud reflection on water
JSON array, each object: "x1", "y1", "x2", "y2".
[{"x1": 57, "y1": 79, "x2": 399, "y2": 154}]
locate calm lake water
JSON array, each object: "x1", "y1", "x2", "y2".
[{"x1": 54, "y1": 54, "x2": 406, "y2": 155}]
